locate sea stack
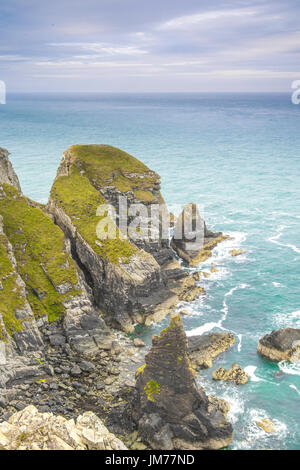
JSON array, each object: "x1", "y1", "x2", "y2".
[
  {"x1": 170, "y1": 202, "x2": 228, "y2": 266},
  {"x1": 258, "y1": 328, "x2": 300, "y2": 362},
  {"x1": 132, "y1": 314, "x2": 233, "y2": 450}
]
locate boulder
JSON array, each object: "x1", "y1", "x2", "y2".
[
  {"x1": 171, "y1": 203, "x2": 229, "y2": 266},
  {"x1": 133, "y1": 338, "x2": 146, "y2": 348},
  {"x1": 258, "y1": 328, "x2": 300, "y2": 362},
  {"x1": 188, "y1": 333, "x2": 235, "y2": 369},
  {"x1": 0, "y1": 405, "x2": 127, "y2": 450},
  {"x1": 132, "y1": 314, "x2": 233, "y2": 450},
  {"x1": 212, "y1": 363, "x2": 249, "y2": 385}
]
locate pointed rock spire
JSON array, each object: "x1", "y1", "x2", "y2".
[{"x1": 133, "y1": 314, "x2": 233, "y2": 449}]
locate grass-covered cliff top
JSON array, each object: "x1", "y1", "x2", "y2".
[
  {"x1": 50, "y1": 166, "x2": 137, "y2": 264},
  {"x1": 0, "y1": 184, "x2": 80, "y2": 322},
  {"x1": 0, "y1": 233, "x2": 25, "y2": 339},
  {"x1": 67, "y1": 145, "x2": 158, "y2": 200}
]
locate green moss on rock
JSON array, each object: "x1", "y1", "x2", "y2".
[
  {"x1": 0, "y1": 184, "x2": 80, "y2": 322},
  {"x1": 144, "y1": 380, "x2": 161, "y2": 402},
  {"x1": 0, "y1": 234, "x2": 26, "y2": 337},
  {"x1": 51, "y1": 150, "x2": 138, "y2": 264}
]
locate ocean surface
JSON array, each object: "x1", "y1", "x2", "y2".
[{"x1": 1, "y1": 92, "x2": 299, "y2": 450}]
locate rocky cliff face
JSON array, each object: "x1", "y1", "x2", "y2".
[
  {"x1": 48, "y1": 145, "x2": 189, "y2": 331},
  {"x1": 0, "y1": 148, "x2": 21, "y2": 193},
  {"x1": 0, "y1": 147, "x2": 112, "y2": 390},
  {"x1": 132, "y1": 314, "x2": 233, "y2": 450},
  {"x1": 0, "y1": 146, "x2": 199, "y2": 390}
]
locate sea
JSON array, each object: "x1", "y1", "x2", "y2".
[{"x1": 0, "y1": 92, "x2": 299, "y2": 450}]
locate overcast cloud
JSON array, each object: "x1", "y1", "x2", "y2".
[{"x1": 0, "y1": 0, "x2": 299, "y2": 91}]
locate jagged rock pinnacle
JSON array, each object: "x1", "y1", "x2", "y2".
[{"x1": 133, "y1": 313, "x2": 234, "y2": 450}]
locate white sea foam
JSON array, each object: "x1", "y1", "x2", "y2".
[
  {"x1": 223, "y1": 390, "x2": 245, "y2": 425},
  {"x1": 237, "y1": 334, "x2": 243, "y2": 352},
  {"x1": 272, "y1": 281, "x2": 284, "y2": 288},
  {"x1": 274, "y1": 309, "x2": 300, "y2": 329},
  {"x1": 221, "y1": 283, "x2": 249, "y2": 324},
  {"x1": 279, "y1": 361, "x2": 300, "y2": 376},
  {"x1": 186, "y1": 322, "x2": 227, "y2": 336},
  {"x1": 268, "y1": 225, "x2": 300, "y2": 254},
  {"x1": 244, "y1": 365, "x2": 262, "y2": 382},
  {"x1": 290, "y1": 384, "x2": 300, "y2": 396},
  {"x1": 233, "y1": 408, "x2": 288, "y2": 450},
  {"x1": 187, "y1": 283, "x2": 249, "y2": 336},
  {"x1": 210, "y1": 231, "x2": 247, "y2": 264}
]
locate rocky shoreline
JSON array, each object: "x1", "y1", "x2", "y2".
[{"x1": 1, "y1": 144, "x2": 296, "y2": 450}]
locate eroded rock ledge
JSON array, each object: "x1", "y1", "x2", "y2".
[
  {"x1": 258, "y1": 328, "x2": 300, "y2": 362},
  {"x1": 188, "y1": 332, "x2": 236, "y2": 369},
  {"x1": 130, "y1": 314, "x2": 233, "y2": 450}
]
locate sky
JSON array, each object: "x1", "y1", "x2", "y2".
[{"x1": 0, "y1": 0, "x2": 300, "y2": 92}]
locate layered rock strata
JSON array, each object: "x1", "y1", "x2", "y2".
[
  {"x1": 132, "y1": 314, "x2": 233, "y2": 450},
  {"x1": 48, "y1": 145, "x2": 191, "y2": 331}
]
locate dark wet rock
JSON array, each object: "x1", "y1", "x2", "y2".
[
  {"x1": 131, "y1": 314, "x2": 233, "y2": 450},
  {"x1": 258, "y1": 328, "x2": 300, "y2": 362},
  {"x1": 188, "y1": 332, "x2": 235, "y2": 369}
]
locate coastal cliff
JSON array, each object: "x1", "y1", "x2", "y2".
[
  {"x1": 47, "y1": 145, "x2": 190, "y2": 331},
  {"x1": 0, "y1": 145, "x2": 235, "y2": 451}
]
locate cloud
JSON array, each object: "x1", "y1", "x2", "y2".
[
  {"x1": 48, "y1": 42, "x2": 149, "y2": 56},
  {"x1": 157, "y1": 7, "x2": 262, "y2": 30},
  {"x1": 1, "y1": 0, "x2": 300, "y2": 91},
  {"x1": 0, "y1": 54, "x2": 31, "y2": 61}
]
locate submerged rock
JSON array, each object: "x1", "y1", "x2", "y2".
[
  {"x1": 188, "y1": 333, "x2": 235, "y2": 369},
  {"x1": 230, "y1": 249, "x2": 244, "y2": 257},
  {"x1": 212, "y1": 363, "x2": 249, "y2": 385},
  {"x1": 258, "y1": 328, "x2": 300, "y2": 362},
  {"x1": 132, "y1": 314, "x2": 233, "y2": 450},
  {"x1": 170, "y1": 202, "x2": 229, "y2": 266},
  {"x1": 0, "y1": 405, "x2": 127, "y2": 450},
  {"x1": 255, "y1": 418, "x2": 277, "y2": 434}
]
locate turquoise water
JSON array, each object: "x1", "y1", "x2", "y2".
[{"x1": 1, "y1": 92, "x2": 300, "y2": 449}]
